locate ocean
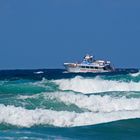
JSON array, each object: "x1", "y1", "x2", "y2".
[{"x1": 0, "y1": 69, "x2": 140, "y2": 140}]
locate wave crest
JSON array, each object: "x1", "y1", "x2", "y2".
[
  {"x1": 0, "y1": 104, "x2": 140, "y2": 127},
  {"x1": 54, "y1": 76, "x2": 140, "y2": 93}
]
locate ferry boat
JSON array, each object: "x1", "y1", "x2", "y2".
[{"x1": 64, "y1": 54, "x2": 115, "y2": 73}]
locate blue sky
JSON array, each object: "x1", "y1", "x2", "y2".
[{"x1": 0, "y1": 0, "x2": 140, "y2": 69}]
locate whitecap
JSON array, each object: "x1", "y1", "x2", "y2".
[
  {"x1": 54, "y1": 76, "x2": 140, "y2": 93},
  {"x1": 0, "y1": 104, "x2": 140, "y2": 127}
]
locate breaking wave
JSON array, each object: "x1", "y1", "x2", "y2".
[
  {"x1": 44, "y1": 92, "x2": 140, "y2": 112},
  {"x1": 5, "y1": 91, "x2": 138, "y2": 127},
  {"x1": 54, "y1": 76, "x2": 140, "y2": 93},
  {"x1": 129, "y1": 71, "x2": 140, "y2": 77},
  {"x1": 0, "y1": 71, "x2": 140, "y2": 129},
  {"x1": 0, "y1": 104, "x2": 140, "y2": 127},
  {"x1": 18, "y1": 91, "x2": 140, "y2": 112}
]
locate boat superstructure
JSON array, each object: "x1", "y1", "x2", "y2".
[{"x1": 64, "y1": 54, "x2": 115, "y2": 73}]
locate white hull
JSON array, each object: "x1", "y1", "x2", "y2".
[{"x1": 64, "y1": 64, "x2": 113, "y2": 73}]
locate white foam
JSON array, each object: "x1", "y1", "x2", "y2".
[
  {"x1": 18, "y1": 91, "x2": 140, "y2": 113},
  {"x1": 129, "y1": 71, "x2": 140, "y2": 77},
  {"x1": 46, "y1": 92, "x2": 140, "y2": 113},
  {"x1": 0, "y1": 104, "x2": 140, "y2": 127},
  {"x1": 54, "y1": 76, "x2": 140, "y2": 93},
  {"x1": 17, "y1": 94, "x2": 37, "y2": 100},
  {"x1": 34, "y1": 71, "x2": 44, "y2": 74}
]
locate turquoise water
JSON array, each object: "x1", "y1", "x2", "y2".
[{"x1": 0, "y1": 69, "x2": 140, "y2": 139}]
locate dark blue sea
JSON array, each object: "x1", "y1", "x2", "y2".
[{"x1": 0, "y1": 69, "x2": 140, "y2": 140}]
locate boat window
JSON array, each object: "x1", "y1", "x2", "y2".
[
  {"x1": 81, "y1": 66, "x2": 85, "y2": 68},
  {"x1": 94, "y1": 67, "x2": 98, "y2": 69},
  {"x1": 85, "y1": 66, "x2": 90, "y2": 68},
  {"x1": 89, "y1": 66, "x2": 94, "y2": 69}
]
